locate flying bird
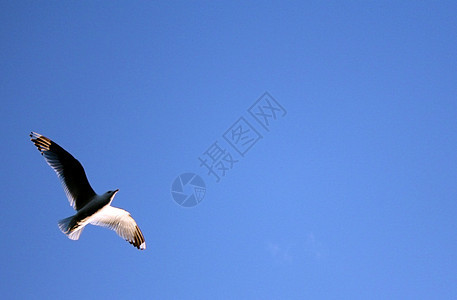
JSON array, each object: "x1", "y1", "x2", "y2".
[{"x1": 30, "y1": 132, "x2": 146, "y2": 250}]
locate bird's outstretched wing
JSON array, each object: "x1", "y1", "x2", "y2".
[
  {"x1": 90, "y1": 206, "x2": 146, "y2": 250},
  {"x1": 30, "y1": 132, "x2": 96, "y2": 210}
]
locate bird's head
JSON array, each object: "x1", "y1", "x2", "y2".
[{"x1": 105, "y1": 189, "x2": 119, "y2": 200}]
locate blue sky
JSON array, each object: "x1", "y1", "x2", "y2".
[{"x1": 1, "y1": 1, "x2": 456, "y2": 299}]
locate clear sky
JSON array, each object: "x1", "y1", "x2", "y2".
[{"x1": 1, "y1": 1, "x2": 456, "y2": 299}]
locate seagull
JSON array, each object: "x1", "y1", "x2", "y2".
[{"x1": 30, "y1": 132, "x2": 146, "y2": 250}]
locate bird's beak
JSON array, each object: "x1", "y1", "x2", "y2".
[{"x1": 114, "y1": 189, "x2": 119, "y2": 194}]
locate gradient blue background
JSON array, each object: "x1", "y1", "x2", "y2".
[{"x1": 1, "y1": 1, "x2": 456, "y2": 299}]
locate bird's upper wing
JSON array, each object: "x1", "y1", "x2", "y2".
[
  {"x1": 30, "y1": 132, "x2": 96, "y2": 210},
  {"x1": 90, "y1": 206, "x2": 146, "y2": 250}
]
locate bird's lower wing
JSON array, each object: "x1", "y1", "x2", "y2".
[{"x1": 90, "y1": 206, "x2": 146, "y2": 250}]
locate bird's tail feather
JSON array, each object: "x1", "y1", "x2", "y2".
[{"x1": 58, "y1": 216, "x2": 84, "y2": 240}]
